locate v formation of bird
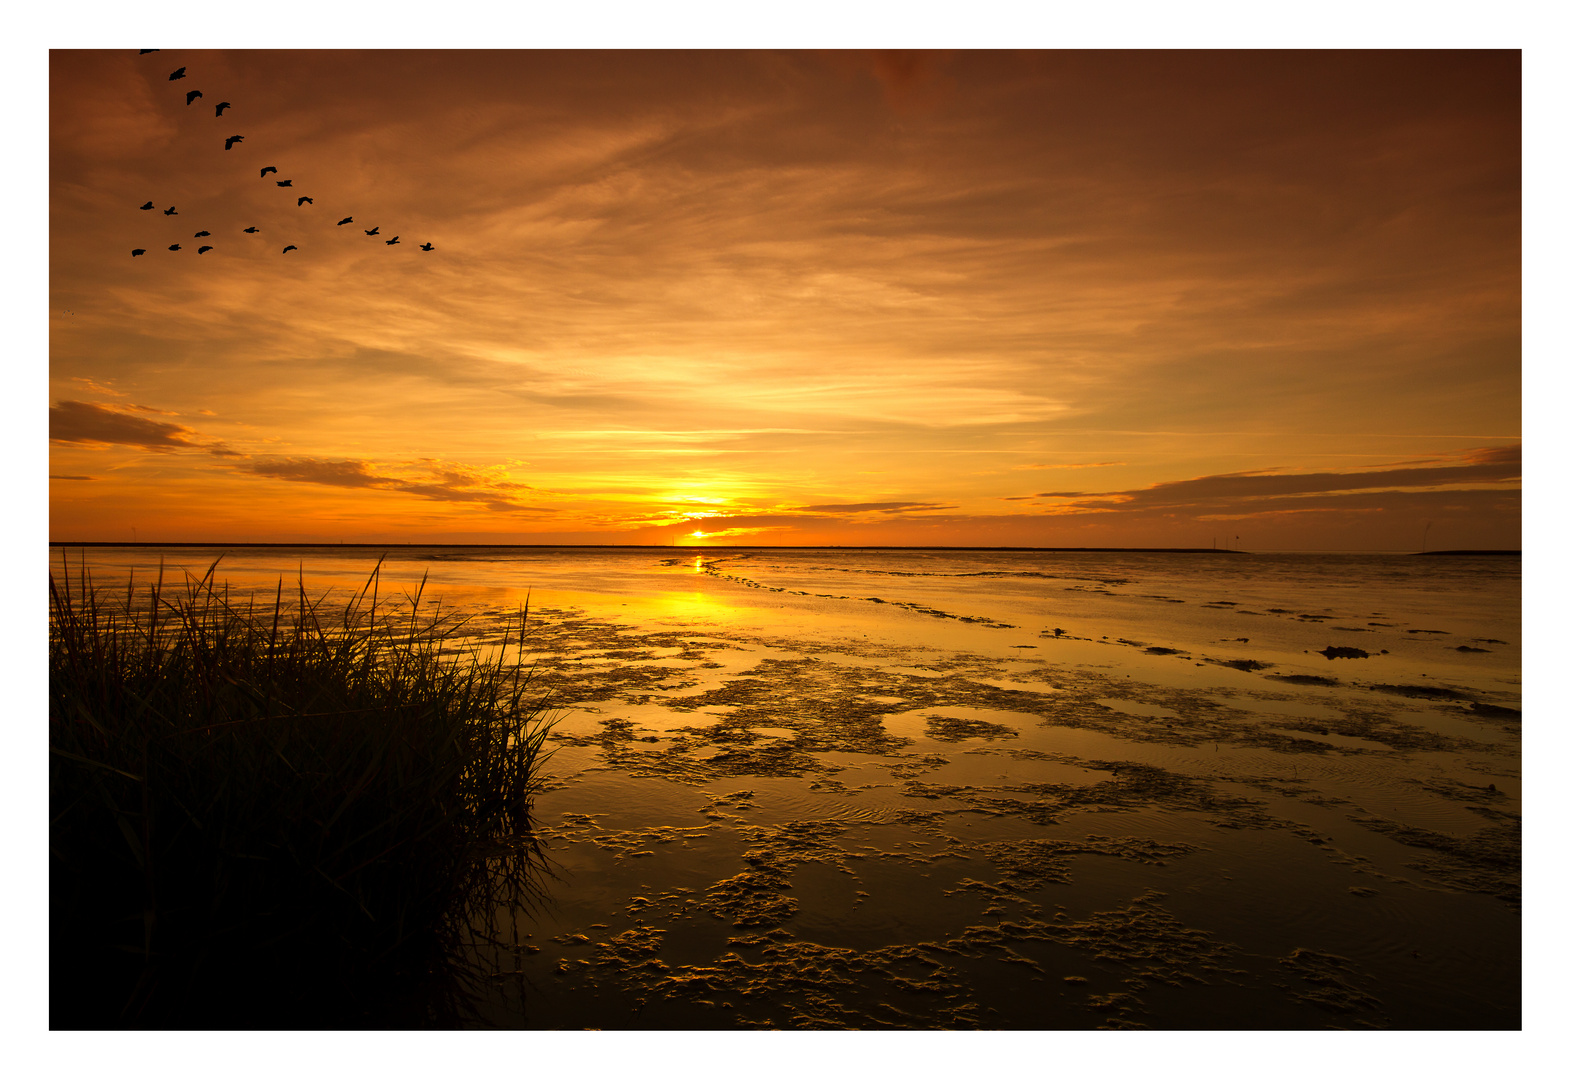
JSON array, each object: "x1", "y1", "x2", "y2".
[{"x1": 131, "y1": 51, "x2": 436, "y2": 259}]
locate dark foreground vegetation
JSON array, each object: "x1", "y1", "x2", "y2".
[{"x1": 49, "y1": 556, "x2": 553, "y2": 1028}]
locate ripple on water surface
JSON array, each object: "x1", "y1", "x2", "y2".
[{"x1": 57, "y1": 545, "x2": 1517, "y2": 1029}]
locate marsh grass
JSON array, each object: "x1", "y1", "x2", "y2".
[{"x1": 49, "y1": 554, "x2": 555, "y2": 1029}]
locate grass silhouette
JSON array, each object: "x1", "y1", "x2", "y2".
[{"x1": 50, "y1": 554, "x2": 554, "y2": 1028}]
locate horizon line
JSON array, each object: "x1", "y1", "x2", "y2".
[{"x1": 46, "y1": 542, "x2": 1521, "y2": 555}]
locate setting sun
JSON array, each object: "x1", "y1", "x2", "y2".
[
  {"x1": 47, "y1": 49, "x2": 1518, "y2": 551},
  {"x1": 42, "y1": 35, "x2": 1524, "y2": 1039}
]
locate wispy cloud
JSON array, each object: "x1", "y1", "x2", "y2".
[
  {"x1": 1028, "y1": 446, "x2": 1520, "y2": 512},
  {"x1": 795, "y1": 501, "x2": 953, "y2": 514},
  {"x1": 48, "y1": 51, "x2": 1520, "y2": 547},
  {"x1": 1016, "y1": 461, "x2": 1126, "y2": 470},
  {"x1": 50, "y1": 400, "x2": 199, "y2": 451},
  {"x1": 50, "y1": 399, "x2": 246, "y2": 460},
  {"x1": 241, "y1": 456, "x2": 550, "y2": 514},
  {"x1": 69, "y1": 377, "x2": 125, "y2": 397}
]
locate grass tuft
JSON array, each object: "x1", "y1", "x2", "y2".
[{"x1": 49, "y1": 553, "x2": 554, "y2": 1028}]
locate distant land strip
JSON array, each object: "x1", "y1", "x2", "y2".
[{"x1": 1417, "y1": 549, "x2": 1521, "y2": 556}]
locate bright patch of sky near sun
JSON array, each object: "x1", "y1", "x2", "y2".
[{"x1": 49, "y1": 48, "x2": 1520, "y2": 549}]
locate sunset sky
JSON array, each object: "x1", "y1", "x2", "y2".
[{"x1": 47, "y1": 46, "x2": 1522, "y2": 550}]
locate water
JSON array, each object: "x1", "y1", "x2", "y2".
[{"x1": 51, "y1": 545, "x2": 1521, "y2": 1029}]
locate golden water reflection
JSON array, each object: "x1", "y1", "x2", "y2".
[{"x1": 51, "y1": 544, "x2": 1521, "y2": 1030}]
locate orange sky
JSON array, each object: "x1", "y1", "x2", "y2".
[{"x1": 48, "y1": 48, "x2": 1521, "y2": 550}]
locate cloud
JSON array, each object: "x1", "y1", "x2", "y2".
[
  {"x1": 47, "y1": 52, "x2": 1520, "y2": 549},
  {"x1": 1030, "y1": 446, "x2": 1520, "y2": 512},
  {"x1": 1017, "y1": 461, "x2": 1126, "y2": 470},
  {"x1": 49, "y1": 474, "x2": 97, "y2": 481},
  {"x1": 50, "y1": 400, "x2": 198, "y2": 451},
  {"x1": 242, "y1": 456, "x2": 550, "y2": 514},
  {"x1": 414, "y1": 459, "x2": 533, "y2": 491},
  {"x1": 1462, "y1": 446, "x2": 1520, "y2": 467},
  {"x1": 643, "y1": 512, "x2": 840, "y2": 532},
  {"x1": 795, "y1": 501, "x2": 952, "y2": 514},
  {"x1": 247, "y1": 459, "x2": 382, "y2": 489},
  {"x1": 69, "y1": 377, "x2": 125, "y2": 397}
]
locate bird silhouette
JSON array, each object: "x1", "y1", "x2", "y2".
[
  {"x1": 386, "y1": 236, "x2": 400, "y2": 245},
  {"x1": 243, "y1": 226, "x2": 259, "y2": 233},
  {"x1": 168, "y1": 244, "x2": 181, "y2": 251},
  {"x1": 194, "y1": 230, "x2": 210, "y2": 237},
  {"x1": 297, "y1": 196, "x2": 313, "y2": 206},
  {"x1": 337, "y1": 216, "x2": 353, "y2": 226},
  {"x1": 197, "y1": 245, "x2": 213, "y2": 254},
  {"x1": 168, "y1": 67, "x2": 186, "y2": 80},
  {"x1": 164, "y1": 206, "x2": 177, "y2": 215},
  {"x1": 132, "y1": 248, "x2": 146, "y2": 256},
  {"x1": 364, "y1": 226, "x2": 379, "y2": 236},
  {"x1": 215, "y1": 101, "x2": 231, "y2": 116},
  {"x1": 282, "y1": 245, "x2": 297, "y2": 254},
  {"x1": 276, "y1": 179, "x2": 292, "y2": 187},
  {"x1": 419, "y1": 243, "x2": 434, "y2": 251},
  {"x1": 186, "y1": 90, "x2": 202, "y2": 105},
  {"x1": 139, "y1": 201, "x2": 154, "y2": 210},
  {"x1": 140, "y1": 49, "x2": 159, "y2": 54},
  {"x1": 260, "y1": 166, "x2": 277, "y2": 177},
  {"x1": 225, "y1": 135, "x2": 244, "y2": 150}
]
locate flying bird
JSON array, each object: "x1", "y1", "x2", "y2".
[
  {"x1": 419, "y1": 243, "x2": 433, "y2": 251},
  {"x1": 215, "y1": 101, "x2": 231, "y2": 116},
  {"x1": 131, "y1": 248, "x2": 146, "y2": 256},
  {"x1": 336, "y1": 216, "x2": 353, "y2": 226},
  {"x1": 364, "y1": 226, "x2": 379, "y2": 236},
  {"x1": 260, "y1": 166, "x2": 277, "y2": 177},
  {"x1": 186, "y1": 90, "x2": 202, "y2": 105},
  {"x1": 194, "y1": 230, "x2": 210, "y2": 237},
  {"x1": 197, "y1": 246, "x2": 213, "y2": 254},
  {"x1": 139, "y1": 201, "x2": 154, "y2": 210},
  {"x1": 243, "y1": 226, "x2": 259, "y2": 233},
  {"x1": 297, "y1": 196, "x2": 313, "y2": 206},
  {"x1": 225, "y1": 135, "x2": 244, "y2": 150},
  {"x1": 168, "y1": 67, "x2": 186, "y2": 80},
  {"x1": 276, "y1": 179, "x2": 292, "y2": 187},
  {"x1": 164, "y1": 206, "x2": 177, "y2": 215},
  {"x1": 168, "y1": 244, "x2": 181, "y2": 251},
  {"x1": 282, "y1": 245, "x2": 297, "y2": 253},
  {"x1": 385, "y1": 236, "x2": 399, "y2": 245}
]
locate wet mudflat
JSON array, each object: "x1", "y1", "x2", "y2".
[{"x1": 58, "y1": 547, "x2": 1521, "y2": 1029}]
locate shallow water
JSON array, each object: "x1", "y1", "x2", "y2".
[{"x1": 52, "y1": 545, "x2": 1521, "y2": 1029}]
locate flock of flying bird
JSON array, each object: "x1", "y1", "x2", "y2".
[{"x1": 129, "y1": 50, "x2": 435, "y2": 259}]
